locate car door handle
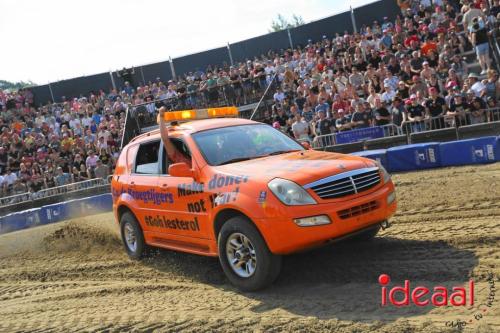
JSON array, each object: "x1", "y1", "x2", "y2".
[
  {"x1": 160, "y1": 183, "x2": 168, "y2": 191},
  {"x1": 129, "y1": 181, "x2": 136, "y2": 188}
]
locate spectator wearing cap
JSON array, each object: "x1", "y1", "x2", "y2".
[
  {"x1": 410, "y1": 51, "x2": 424, "y2": 75},
  {"x1": 469, "y1": 97, "x2": 487, "y2": 124},
  {"x1": 468, "y1": 73, "x2": 486, "y2": 97},
  {"x1": 390, "y1": 96, "x2": 406, "y2": 127},
  {"x1": 314, "y1": 109, "x2": 335, "y2": 137},
  {"x1": 397, "y1": 80, "x2": 410, "y2": 99},
  {"x1": 406, "y1": 95, "x2": 426, "y2": 133},
  {"x1": 381, "y1": 83, "x2": 397, "y2": 105},
  {"x1": 335, "y1": 109, "x2": 353, "y2": 132},
  {"x1": 447, "y1": 93, "x2": 470, "y2": 127},
  {"x1": 420, "y1": 61, "x2": 436, "y2": 81},
  {"x1": 373, "y1": 99, "x2": 392, "y2": 126},
  {"x1": 425, "y1": 87, "x2": 447, "y2": 129}
]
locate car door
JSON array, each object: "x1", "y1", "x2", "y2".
[
  {"x1": 129, "y1": 139, "x2": 165, "y2": 236},
  {"x1": 155, "y1": 137, "x2": 211, "y2": 242}
]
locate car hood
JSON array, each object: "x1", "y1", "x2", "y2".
[{"x1": 213, "y1": 150, "x2": 375, "y2": 186}]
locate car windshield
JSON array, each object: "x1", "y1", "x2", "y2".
[{"x1": 192, "y1": 124, "x2": 304, "y2": 166}]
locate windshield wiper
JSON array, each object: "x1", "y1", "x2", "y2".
[
  {"x1": 265, "y1": 149, "x2": 301, "y2": 156},
  {"x1": 217, "y1": 157, "x2": 253, "y2": 166}
]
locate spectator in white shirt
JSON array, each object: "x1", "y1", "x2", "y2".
[
  {"x1": 273, "y1": 88, "x2": 286, "y2": 104},
  {"x1": 291, "y1": 114, "x2": 310, "y2": 141}
]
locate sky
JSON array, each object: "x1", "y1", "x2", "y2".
[{"x1": 0, "y1": 0, "x2": 374, "y2": 84}]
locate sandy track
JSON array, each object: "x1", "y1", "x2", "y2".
[{"x1": 0, "y1": 164, "x2": 499, "y2": 332}]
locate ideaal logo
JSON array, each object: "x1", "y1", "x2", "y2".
[
  {"x1": 379, "y1": 274, "x2": 474, "y2": 307},
  {"x1": 379, "y1": 273, "x2": 496, "y2": 329}
]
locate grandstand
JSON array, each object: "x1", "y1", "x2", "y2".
[{"x1": 1, "y1": 0, "x2": 500, "y2": 212}]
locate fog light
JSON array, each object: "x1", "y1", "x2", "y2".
[
  {"x1": 294, "y1": 215, "x2": 331, "y2": 227},
  {"x1": 387, "y1": 191, "x2": 396, "y2": 205}
]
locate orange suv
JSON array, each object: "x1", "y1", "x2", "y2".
[{"x1": 112, "y1": 114, "x2": 397, "y2": 291}]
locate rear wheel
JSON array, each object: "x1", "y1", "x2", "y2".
[
  {"x1": 120, "y1": 212, "x2": 147, "y2": 260},
  {"x1": 218, "y1": 216, "x2": 282, "y2": 291}
]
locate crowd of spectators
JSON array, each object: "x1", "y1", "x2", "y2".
[
  {"x1": 1, "y1": 0, "x2": 500, "y2": 198},
  {"x1": 0, "y1": 89, "x2": 124, "y2": 198},
  {"x1": 256, "y1": 0, "x2": 500, "y2": 144}
]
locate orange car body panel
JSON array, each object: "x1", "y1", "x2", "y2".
[{"x1": 112, "y1": 118, "x2": 397, "y2": 257}]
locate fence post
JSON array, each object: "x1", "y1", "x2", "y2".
[
  {"x1": 109, "y1": 71, "x2": 117, "y2": 91},
  {"x1": 140, "y1": 66, "x2": 146, "y2": 85},
  {"x1": 227, "y1": 43, "x2": 234, "y2": 66},
  {"x1": 287, "y1": 28, "x2": 294, "y2": 49},
  {"x1": 169, "y1": 56, "x2": 177, "y2": 81},
  {"x1": 350, "y1": 6, "x2": 358, "y2": 34},
  {"x1": 48, "y1": 82, "x2": 56, "y2": 103}
]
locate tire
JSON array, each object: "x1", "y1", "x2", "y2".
[
  {"x1": 120, "y1": 212, "x2": 148, "y2": 260},
  {"x1": 218, "y1": 216, "x2": 282, "y2": 291},
  {"x1": 349, "y1": 225, "x2": 381, "y2": 242}
]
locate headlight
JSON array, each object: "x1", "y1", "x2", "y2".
[
  {"x1": 268, "y1": 178, "x2": 316, "y2": 205},
  {"x1": 374, "y1": 160, "x2": 391, "y2": 183}
]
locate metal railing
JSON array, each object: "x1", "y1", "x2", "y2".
[
  {"x1": 402, "y1": 108, "x2": 500, "y2": 135},
  {"x1": 310, "y1": 108, "x2": 500, "y2": 149},
  {"x1": 0, "y1": 175, "x2": 113, "y2": 207},
  {"x1": 312, "y1": 124, "x2": 402, "y2": 149}
]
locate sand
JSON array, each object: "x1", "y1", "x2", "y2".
[{"x1": 0, "y1": 163, "x2": 499, "y2": 332}]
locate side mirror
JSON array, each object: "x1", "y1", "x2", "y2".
[
  {"x1": 301, "y1": 141, "x2": 312, "y2": 150},
  {"x1": 168, "y1": 162, "x2": 194, "y2": 178}
]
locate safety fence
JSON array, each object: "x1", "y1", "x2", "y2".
[
  {"x1": 311, "y1": 108, "x2": 500, "y2": 149},
  {"x1": 0, "y1": 193, "x2": 112, "y2": 234},
  {"x1": 0, "y1": 175, "x2": 112, "y2": 208},
  {"x1": 312, "y1": 124, "x2": 401, "y2": 148}
]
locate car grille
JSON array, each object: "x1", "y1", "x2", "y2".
[
  {"x1": 338, "y1": 201, "x2": 379, "y2": 219},
  {"x1": 304, "y1": 167, "x2": 381, "y2": 200}
]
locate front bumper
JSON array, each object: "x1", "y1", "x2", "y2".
[{"x1": 256, "y1": 182, "x2": 397, "y2": 254}]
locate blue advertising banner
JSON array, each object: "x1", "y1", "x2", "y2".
[
  {"x1": 335, "y1": 127, "x2": 385, "y2": 144},
  {"x1": 0, "y1": 194, "x2": 112, "y2": 235}
]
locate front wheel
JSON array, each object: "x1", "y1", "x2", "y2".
[{"x1": 218, "y1": 217, "x2": 282, "y2": 291}]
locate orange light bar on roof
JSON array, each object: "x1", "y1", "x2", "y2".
[{"x1": 158, "y1": 106, "x2": 238, "y2": 123}]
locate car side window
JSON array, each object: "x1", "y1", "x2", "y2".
[
  {"x1": 161, "y1": 138, "x2": 191, "y2": 175},
  {"x1": 134, "y1": 140, "x2": 160, "y2": 174}
]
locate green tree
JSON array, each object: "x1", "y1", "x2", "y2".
[
  {"x1": 269, "y1": 13, "x2": 305, "y2": 32},
  {"x1": 0, "y1": 79, "x2": 36, "y2": 91}
]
